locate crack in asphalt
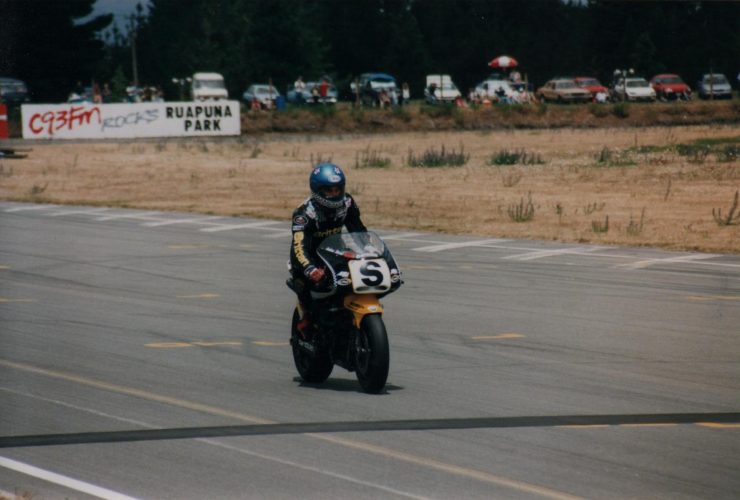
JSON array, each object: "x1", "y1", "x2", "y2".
[{"x1": 2, "y1": 412, "x2": 738, "y2": 448}]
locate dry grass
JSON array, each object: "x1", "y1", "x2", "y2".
[{"x1": 1, "y1": 125, "x2": 739, "y2": 253}]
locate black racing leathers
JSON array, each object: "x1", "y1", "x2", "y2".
[{"x1": 290, "y1": 195, "x2": 367, "y2": 285}]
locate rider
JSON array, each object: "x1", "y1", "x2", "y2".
[{"x1": 289, "y1": 162, "x2": 367, "y2": 336}]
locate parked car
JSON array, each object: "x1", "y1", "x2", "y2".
[
  {"x1": 191, "y1": 72, "x2": 228, "y2": 101},
  {"x1": 67, "y1": 86, "x2": 94, "y2": 103},
  {"x1": 351, "y1": 73, "x2": 398, "y2": 107},
  {"x1": 650, "y1": 74, "x2": 691, "y2": 101},
  {"x1": 574, "y1": 76, "x2": 608, "y2": 100},
  {"x1": 536, "y1": 79, "x2": 592, "y2": 103},
  {"x1": 610, "y1": 77, "x2": 656, "y2": 102},
  {"x1": 286, "y1": 79, "x2": 338, "y2": 105},
  {"x1": 0, "y1": 77, "x2": 30, "y2": 106},
  {"x1": 242, "y1": 84, "x2": 281, "y2": 109},
  {"x1": 474, "y1": 78, "x2": 516, "y2": 102},
  {"x1": 696, "y1": 73, "x2": 732, "y2": 100},
  {"x1": 424, "y1": 74, "x2": 462, "y2": 104}
]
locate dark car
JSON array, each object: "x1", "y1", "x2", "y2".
[
  {"x1": 0, "y1": 77, "x2": 30, "y2": 106},
  {"x1": 351, "y1": 73, "x2": 398, "y2": 107},
  {"x1": 650, "y1": 74, "x2": 691, "y2": 101}
]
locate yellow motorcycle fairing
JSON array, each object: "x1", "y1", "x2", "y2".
[{"x1": 343, "y1": 294, "x2": 384, "y2": 328}]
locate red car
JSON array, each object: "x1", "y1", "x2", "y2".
[
  {"x1": 574, "y1": 77, "x2": 608, "y2": 100},
  {"x1": 650, "y1": 74, "x2": 691, "y2": 101}
]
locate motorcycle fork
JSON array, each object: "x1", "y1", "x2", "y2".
[{"x1": 343, "y1": 294, "x2": 384, "y2": 329}]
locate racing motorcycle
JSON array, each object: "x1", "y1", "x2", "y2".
[{"x1": 287, "y1": 231, "x2": 402, "y2": 393}]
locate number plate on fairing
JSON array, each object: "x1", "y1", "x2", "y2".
[{"x1": 348, "y1": 259, "x2": 391, "y2": 294}]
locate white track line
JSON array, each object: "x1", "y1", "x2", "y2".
[
  {"x1": 4, "y1": 205, "x2": 59, "y2": 213},
  {"x1": 377, "y1": 232, "x2": 423, "y2": 241},
  {"x1": 47, "y1": 208, "x2": 110, "y2": 217},
  {"x1": 504, "y1": 246, "x2": 607, "y2": 261},
  {"x1": 200, "y1": 221, "x2": 282, "y2": 233},
  {"x1": 412, "y1": 239, "x2": 508, "y2": 253},
  {"x1": 0, "y1": 456, "x2": 139, "y2": 500},
  {"x1": 95, "y1": 211, "x2": 162, "y2": 221},
  {"x1": 619, "y1": 253, "x2": 719, "y2": 270},
  {"x1": 141, "y1": 216, "x2": 223, "y2": 227}
]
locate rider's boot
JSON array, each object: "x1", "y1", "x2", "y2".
[{"x1": 296, "y1": 302, "x2": 313, "y2": 340}]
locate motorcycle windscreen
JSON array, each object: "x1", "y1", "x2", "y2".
[{"x1": 348, "y1": 259, "x2": 391, "y2": 294}]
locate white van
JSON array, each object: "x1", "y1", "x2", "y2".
[
  {"x1": 424, "y1": 74, "x2": 461, "y2": 103},
  {"x1": 191, "y1": 72, "x2": 228, "y2": 101}
]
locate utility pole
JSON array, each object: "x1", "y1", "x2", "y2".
[{"x1": 129, "y1": 14, "x2": 139, "y2": 88}]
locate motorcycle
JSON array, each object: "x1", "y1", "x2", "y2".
[{"x1": 287, "y1": 231, "x2": 402, "y2": 394}]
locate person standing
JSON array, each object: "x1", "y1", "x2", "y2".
[
  {"x1": 294, "y1": 76, "x2": 306, "y2": 104},
  {"x1": 319, "y1": 78, "x2": 329, "y2": 103}
]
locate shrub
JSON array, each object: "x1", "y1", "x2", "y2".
[
  {"x1": 589, "y1": 104, "x2": 609, "y2": 118},
  {"x1": 355, "y1": 147, "x2": 391, "y2": 168},
  {"x1": 611, "y1": 103, "x2": 630, "y2": 118},
  {"x1": 407, "y1": 144, "x2": 469, "y2": 167},
  {"x1": 488, "y1": 149, "x2": 544, "y2": 166},
  {"x1": 507, "y1": 192, "x2": 535, "y2": 222}
]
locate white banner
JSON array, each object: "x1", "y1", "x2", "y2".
[{"x1": 21, "y1": 101, "x2": 241, "y2": 139}]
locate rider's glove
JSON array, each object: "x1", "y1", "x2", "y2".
[{"x1": 306, "y1": 266, "x2": 325, "y2": 284}]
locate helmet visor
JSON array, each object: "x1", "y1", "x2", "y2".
[{"x1": 320, "y1": 186, "x2": 343, "y2": 199}]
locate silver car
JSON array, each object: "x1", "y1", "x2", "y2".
[
  {"x1": 242, "y1": 84, "x2": 281, "y2": 108},
  {"x1": 697, "y1": 73, "x2": 732, "y2": 100}
]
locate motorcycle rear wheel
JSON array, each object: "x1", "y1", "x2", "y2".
[
  {"x1": 291, "y1": 308, "x2": 333, "y2": 384},
  {"x1": 355, "y1": 314, "x2": 390, "y2": 394}
]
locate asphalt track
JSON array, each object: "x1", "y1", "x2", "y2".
[{"x1": 1, "y1": 202, "x2": 739, "y2": 499}]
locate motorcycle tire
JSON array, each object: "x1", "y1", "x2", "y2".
[
  {"x1": 291, "y1": 308, "x2": 333, "y2": 384},
  {"x1": 355, "y1": 314, "x2": 390, "y2": 394}
]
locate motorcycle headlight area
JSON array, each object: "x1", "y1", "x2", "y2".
[{"x1": 348, "y1": 259, "x2": 392, "y2": 294}]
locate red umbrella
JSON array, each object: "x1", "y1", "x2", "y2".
[{"x1": 488, "y1": 55, "x2": 518, "y2": 69}]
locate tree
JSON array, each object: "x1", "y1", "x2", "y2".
[{"x1": 0, "y1": 0, "x2": 112, "y2": 102}]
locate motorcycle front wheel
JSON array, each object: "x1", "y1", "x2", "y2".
[
  {"x1": 291, "y1": 308, "x2": 333, "y2": 384},
  {"x1": 355, "y1": 314, "x2": 390, "y2": 394}
]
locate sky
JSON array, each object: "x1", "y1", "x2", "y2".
[{"x1": 83, "y1": 0, "x2": 149, "y2": 33}]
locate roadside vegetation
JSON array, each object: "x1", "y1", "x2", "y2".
[
  {"x1": 240, "y1": 99, "x2": 740, "y2": 135},
  {"x1": 2, "y1": 125, "x2": 738, "y2": 253}
]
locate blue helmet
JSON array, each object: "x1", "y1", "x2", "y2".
[{"x1": 309, "y1": 163, "x2": 346, "y2": 209}]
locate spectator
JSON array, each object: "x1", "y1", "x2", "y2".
[
  {"x1": 92, "y1": 82, "x2": 102, "y2": 103},
  {"x1": 427, "y1": 82, "x2": 438, "y2": 103},
  {"x1": 153, "y1": 86, "x2": 164, "y2": 102},
  {"x1": 468, "y1": 88, "x2": 480, "y2": 105},
  {"x1": 294, "y1": 76, "x2": 305, "y2": 104},
  {"x1": 401, "y1": 82, "x2": 410, "y2": 106},
  {"x1": 102, "y1": 83, "x2": 112, "y2": 103},
  {"x1": 379, "y1": 89, "x2": 391, "y2": 108},
  {"x1": 319, "y1": 78, "x2": 329, "y2": 103},
  {"x1": 495, "y1": 86, "x2": 508, "y2": 103},
  {"x1": 311, "y1": 85, "x2": 320, "y2": 104}
]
